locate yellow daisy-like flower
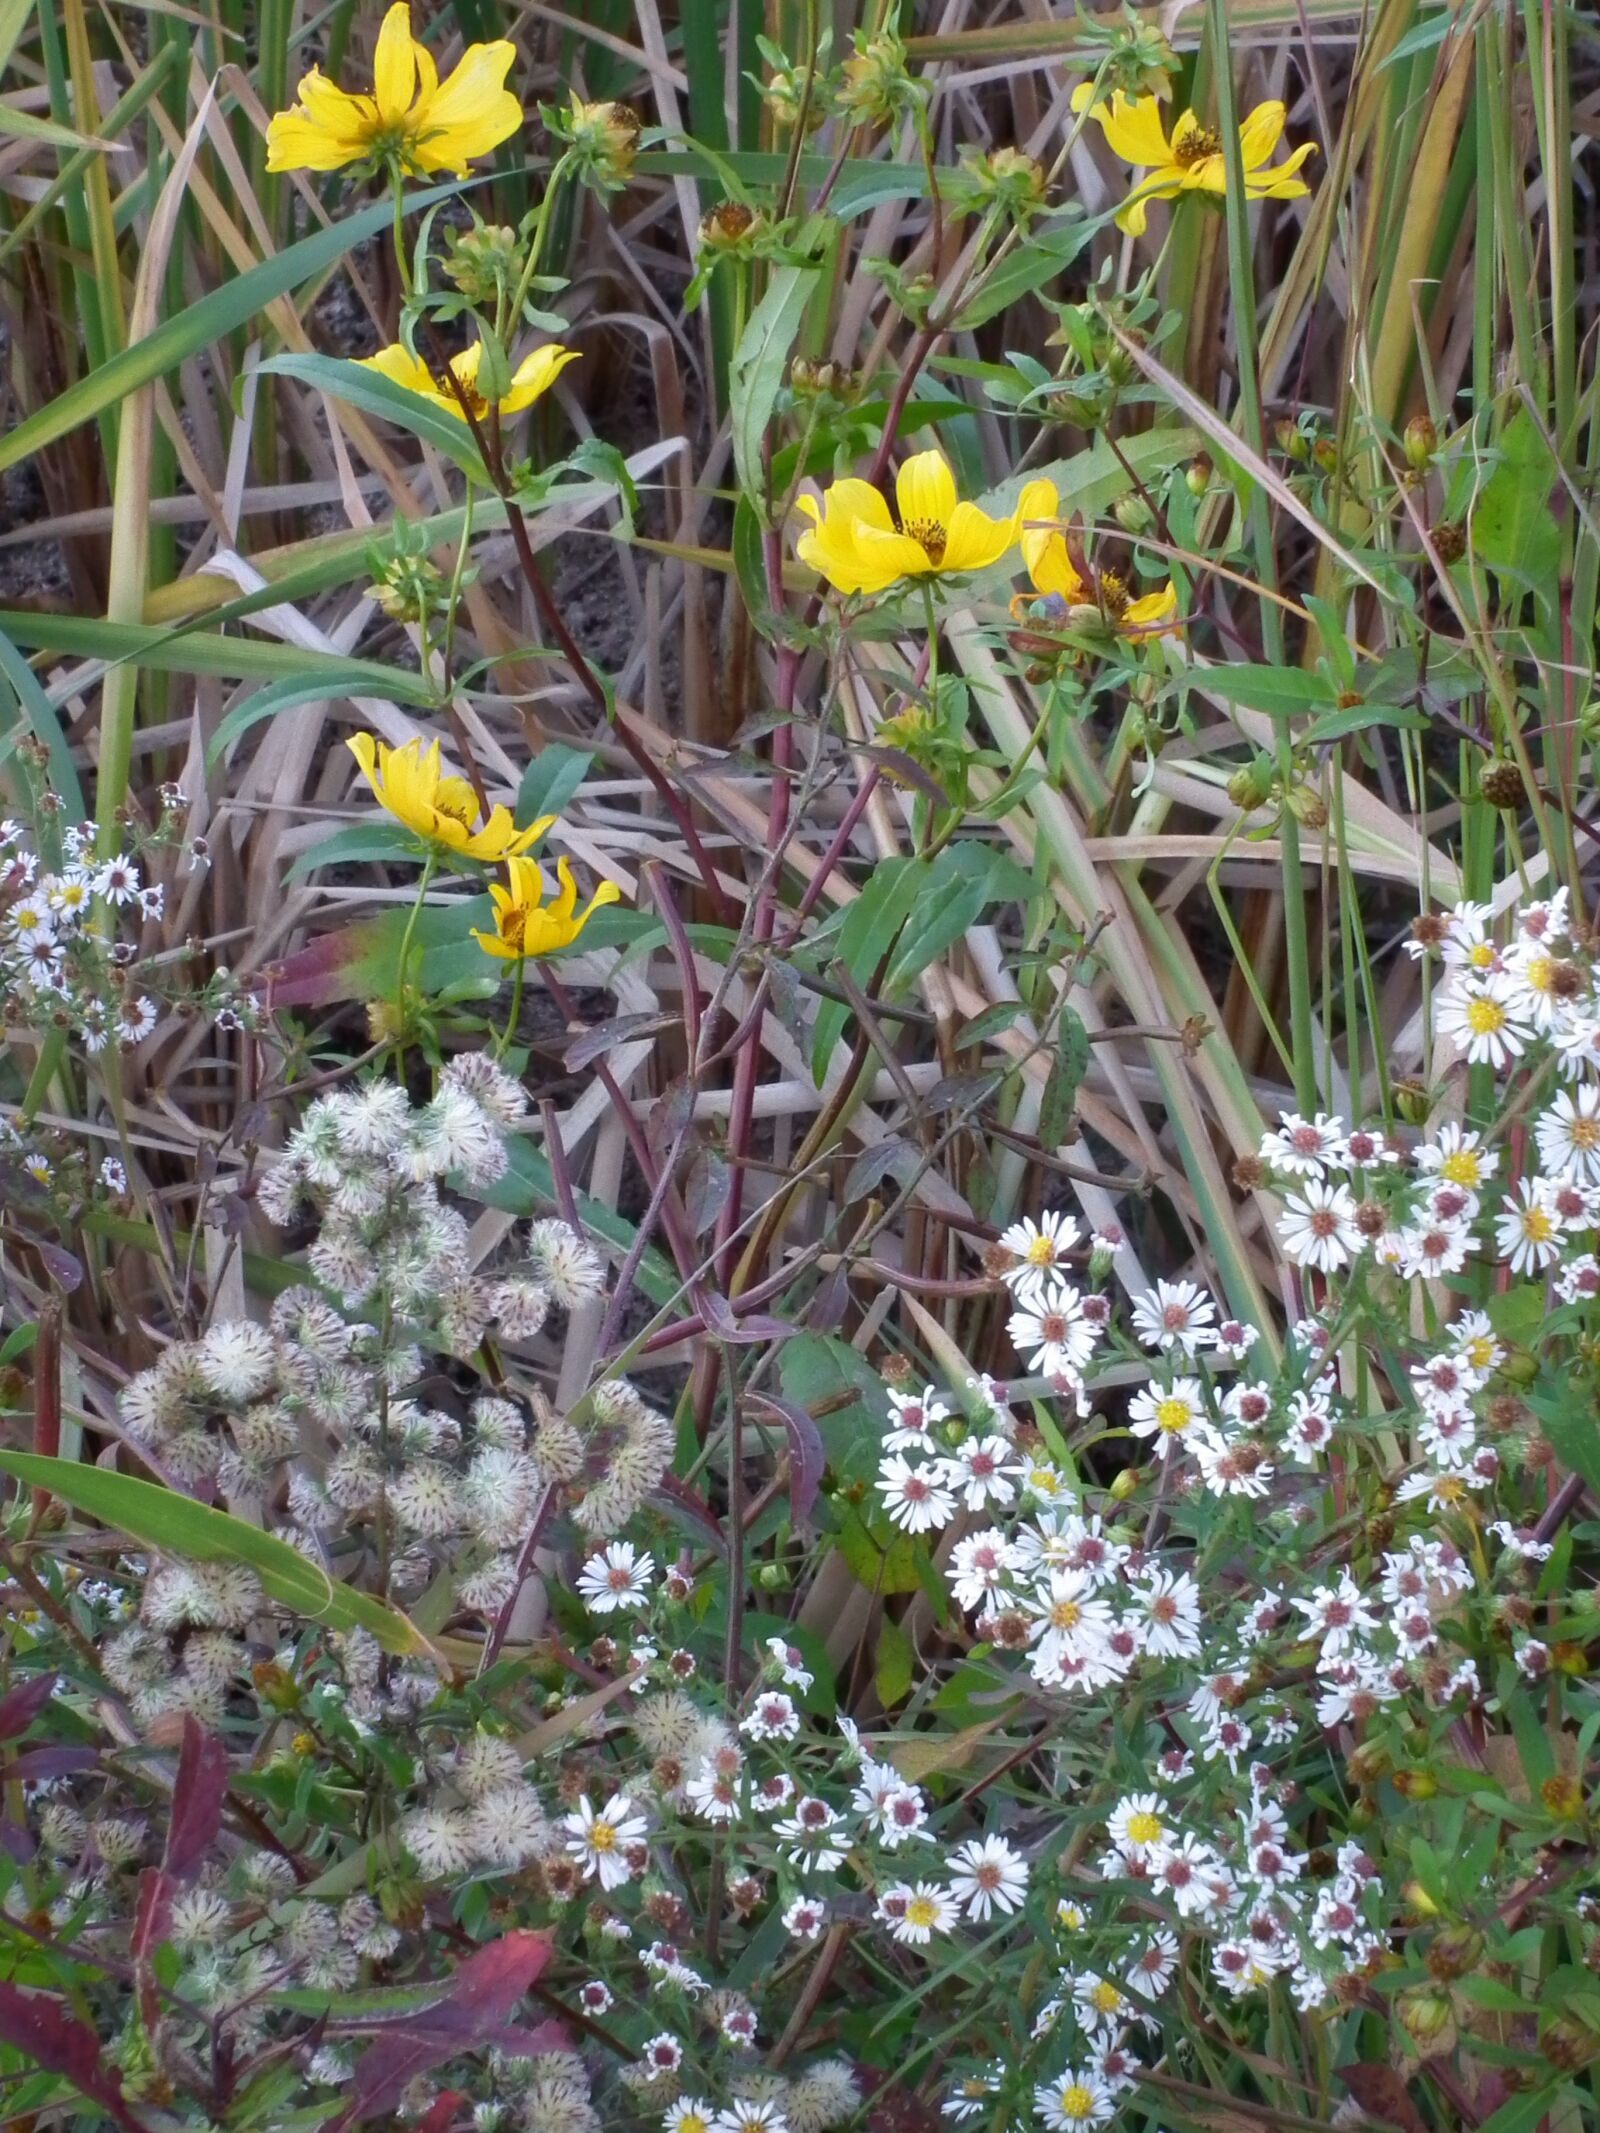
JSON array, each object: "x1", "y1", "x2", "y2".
[
  {"x1": 361, "y1": 339, "x2": 579, "y2": 422},
  {"x1": 266, "y1": 2, "x2": 521, "y2": 177},
  {"x1": 1071, "y1": 86, "x2": 1316, "y2": 237},
  {"x1": 347, "y1": 733, "x2": 551, "y2": 862},
  {"x1": 1017, "y1": 479, "x2": 1179, "y2": 636},
  {"x1": 794, "y1": 449, "x2": 1026, "y2": 598},
  {"x1": 473, "y1": 855, "x2": 621, "y2": 961}
]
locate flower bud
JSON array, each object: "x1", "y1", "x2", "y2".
[
  {"x1": 1425, "y1": 1924, "x2": 1486, "y2": 1980},
  {"x1": 1102, "y1": 12, "x2": 1178, "y2": 99},
  {"x1": 1346, "y1": 1740, "x2": 1391, "y2": 1789},
  {"x1": 1541, "y1": 1773, "x2": 1585, "y2": 1818},
  {"x1": 1227, "y1": 756, "x2": 1275, "y2": 811},
  {"x1": 558, "y1": 96, "x2": 641, "y2": 190},
  {"x1": 251, "y1": 1661, "x2": 301, "y2": 1712},
  {"x1": 1113, "y1": 491, "x2": 1154, "y2": 535},
  {"x1": 1394, "y1": 1077, "x2": 1431, "y2": 1126},
  {"x1": 837, "y1": 28, "x2": 916, "y2": 127},
  {"x1": 1185, "y1": 454, "x2": 1213, "y2": 497},
  {"x1": 1478, "y1": 757, "x2": 1524, "y2": 810},
  {"x1": 1431, "y1": 521, "x2": 1467, "y2": 563},
  {"x1": 698, "y1": 200, "x2": 762, "y2": 251},
  {"x1": 442, "y1": 220, "x2": 521, "y2": 305},
  {"x1": 1285, "y1": 782, "x2": 1328, "y2": 829},
  {"x1": 1404, "y1": 414, "x2": 1438, "y2": 469},
  {"x1": 1397, "y1": 1988, "x2": 1456, "y2": 2056},
  {"x1": 1276, "y1": 419, "x2": 1309, "y2": 463},
  {"x1": 961, "y1": 144, "x2": 1048, "y2": 221},
  {"x1": 1108, "y1": 1467, "x2": 1141, "y2": 1502},
  {"x1": 1392, "y1": 1768, "x2": 1438, "y2": 1800},
  {"x1": 1543, "y1": 2017, "x2": 1600, "y2": 2073}
]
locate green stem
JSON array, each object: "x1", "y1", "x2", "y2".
[
  {"x1": 497, "y1": 953, "x2": 527, "y2": 1061},
  {"x1": 506, "y1": 151, "x2": 574, "y2": 329},
  {"x1": 393, "y1": 851, "x2": 438, "y2": 1051}
]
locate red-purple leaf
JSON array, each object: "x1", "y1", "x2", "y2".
[
  {"x1": 0, "y1": 1671, "x2": 56, "y2": 1742},
  {"x1": 165, "y1": 1719, "x2": 229, "y2": 1883},
  {"x1": 1, "y1": 1747, "x2": 98, "y2": 1782},
  {"x1": 322, "y1": 1931, "x2": 553, "y2": 2133},
  {"x1": 0, "y1": 1984, "x2": 152, "y2": 2133},
  {"x1": 749, "y1": 1395, "x2": 826, "y2": 1524}
]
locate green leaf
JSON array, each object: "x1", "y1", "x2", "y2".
[
  {"x1": 0, "y1": 608, "x2": 437, "y2": 692},
  {"x1": 255, "y1": 354, "x2": 487, "y2": 477},
  {"x1": 0, "y1": 627, "x2": 85, "y2": 819},
  {"x1": 517, "y1": 744, "x2": 594, "y2": 826},
  {"x1": 811, "y1": 858, "x2": 928, "y2": 1083},
  {"x1": 0, "y1": 177, "x2": 487, "y2": 477},
  {"x1": 1040, "y1": 1007, "x2": 1090, "y2": 1147},
  {"x1": 1301, "y1": 701, "x2": 1431, "y2": 744},
  {"x1": 875, "y1": 1613, "x2": 914, "y2": 1708},
  {"x1": 207, "y1": 675, "x2": 429, "y2": 771},
  {"x1": 1468, "y1": 411, "x2": 1563, "y2": 599},
  {"x1": 886, "y1": 842, "x2": 1037, "y2": 994},
  {"x1": 0, "y1": 1453, "x2": 434, "y2": 1657},
  {"x1": 730, "y1": 264, "x2": 821, "y2": 521},
  {"x1": 958, "y1": 216, "x2": 1093, "y2": 328},
  {"x1": 1181, "y1": 664, "x2": 1339, "y2": 717},
  {"x1": 834, "y1": 1506, "x2": 926, "y2": 1596}
]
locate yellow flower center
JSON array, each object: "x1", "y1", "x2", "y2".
[
  {"x1": 587, "y1": 1821, "x2": 616, "y2": 1852},
  {"x1": 1439, "y1": 1150, "x2": 1481, "y2": 1186},
  {"x1": 1465, "y1": 997, "x2": 1506, "y2": 1035},
  {"x1": 1089, "y1": 1981, "x2": 1122, "y2": 2013},
  {"x1": 899, "y1": 515, "x2": 948, "y2": 566},
  {"x1": 1060, "y1": 2085, "x2": 1096, "y2": 2121},
  {"x1": 1464, "y1": 1335, "x2": 1496, "y2": 1368},
  {"x1": 1025, "y1": 1234, "x2": 1058, "y2": 1265},
  {"x1": 1155, "y1": 1396, "x2": 1192, "y2": 1434},
  {"x1": 1051, "y1": 1597, "x2": 1082, "y2": 1630},
  {"x1": 680, "y1": 2117, "x2": 709, "y2": 2133},
  {"x1": 1097, "y1": 570, "x2": 1130, "y2": 620},
  {"x1": 1524, "y1": 953, "x2": 1555, "y2": 994},
  {"x1": 905, "y1": 1894, "x2": 940, "y2": 1928},
  {"x1": 1466, "y1": 941, "x2": 1495, "y2": 969},
  {"x1": 1521, "y1": 1209, "x2": 1554, "y2": 1242},
  {"x1": 1172, "y1": 123, "x2": 1221, "y2": 167},
  {"x1": 1126, "y1": 1810, "x2": 1163, "y2": 1845},
  {"x1": 1572, "y1": 1119, "x2": 1600, "y2": 1149}
]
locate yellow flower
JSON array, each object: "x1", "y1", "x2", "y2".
[
  {"x1": 360, "y1": 339, "x2": 579, "y2": 422},
  {"x1": 1071, "y1": 86, "x2": 1316, "y2": 237},
  {"x1": 794, "y1": 450, "x2": 1026, "y2": 597},
  {"x1": 1018, "y1": 479, "x2": 1179, "y2": 636},
  {"x1": 347, "y1": 733, "x2": 551, "y2": 862},
  {"x1": 266, "y1": 2, "x2": 521, "y2": 177},
  {"x1": 473, "y1": 855, "x2": 621, "y2": 961}
]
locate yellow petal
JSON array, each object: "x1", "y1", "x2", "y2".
[
  {"x1": 410, "y1": 39, "x2": 521, "y2": 174},
  {"x1": 1245, "y1": 141, "x2": 1318, "y2": 196},
  {"x1": 847, "y1": 521, "x2": 940, "y2": 592},
  {"x1": 473, "y1": 926, "x2": 522, "y2": 960},
  {"x1": 894, "y1": 451, "x2": 958, "y2": 539},
  {"x1": 1093, "y1": 92, "x2": 1176, "y2": 170},
  {"x1": 941, "y1": 500, "x2": 1017, "y2": 575},
  {"x1": 815, "y1": 478, "x2": 895, "y2": 535},
  {"x1": 266, "y1": 73, "x2": 376, "y2": 170},
  {"x1": 451, "y1": 342, "x2": 484, "y2": 392},
  {"x1": 347, "y1": 732, "x2": 380, "y2": 789},
  {"x1": 1121, "y1": 583, "x2": 1180, "y2": 633},
  {"x1": 372, "y1": 3, "x2": 418, "y2": 124},
  {"x1": 1025, "y1": 535, "x2": 1084, "y2": 602},
  {"x1": 501, "y1": 343, "x2": 581, "y2": 415},
  {"x1": 361, "y1": 342, "x2": 436, "y2": 397},
  {"x1": 1237, "y1": 100, "x2": 1287, "y2": 171}
]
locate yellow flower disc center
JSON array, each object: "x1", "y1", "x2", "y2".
[
  {"x1": 1061, "y1": 2086, "x2": 1095, "y2": 2120},
  {"x1": 900, "y1": 515, "x2": 948, "y2": 566},
  {"x1": 1173, "y1": 124, "x2": 1221, "y2": 167},
  {"x1": 1126, "y1": 1810, "x2": 1163, "y2": 1844},
  {"x1": 1465, "y1": 997, "x2": 1505, "y2": 1034},
  {"x1": 1439, "y1": 1150, "x2": 1481, "y2": 1185},
  {"x1": 1155, "y1": 1397, "x2": 1192, "y2": 1434}
]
